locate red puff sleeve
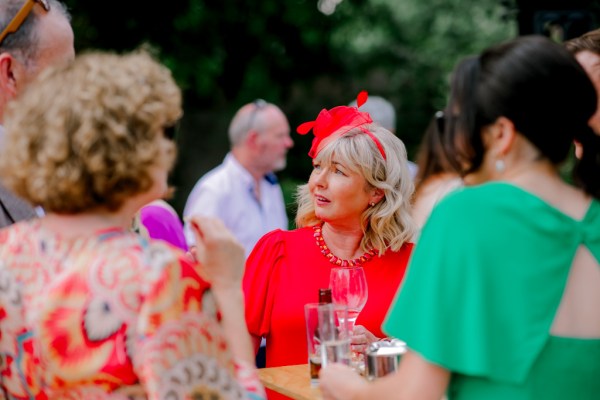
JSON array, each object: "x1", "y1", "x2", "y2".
[{"x1": 243, "y1": 229, "x2": 287, "y2": 340}]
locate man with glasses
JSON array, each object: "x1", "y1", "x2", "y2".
[
  {"x1": 0, "y1": 0, "x2": 74, "y2": 227},
  {"x1": 183, "y1": 100, "x2": 293, "y2": 258}
]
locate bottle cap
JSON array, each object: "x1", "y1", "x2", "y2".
[{"x1": 319, "y1": 288, "x2": 332, "y2": 304}]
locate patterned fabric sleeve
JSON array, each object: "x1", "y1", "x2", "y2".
[
  {"x1": 133, "y1": 247, "x2": 264, "y2": 400},
  {"x1": 233, "y1": 359, "x2": 267, "y2": 400}
]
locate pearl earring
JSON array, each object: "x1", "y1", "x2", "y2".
[
  {"x1": 495, "y1": 159, "x2": 506, "y2": 173},
  {"x1": 369, "y1": 202, "x2": 375, "y2": 207}
]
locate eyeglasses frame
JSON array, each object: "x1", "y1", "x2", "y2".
[{"x1": 0, "y1": 0, "x2": 50, "y2": 48}]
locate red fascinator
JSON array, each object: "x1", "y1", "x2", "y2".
[{"x1": 297, "y1": 91, "x2": 386, "y2": 160}]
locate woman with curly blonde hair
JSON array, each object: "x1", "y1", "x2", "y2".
[
  {"x1": 0, "y1": 50, "x2": 265, "y2": 399},
  {"x1": 243, "y1": 92, "x2": 416, "y2": 377}
]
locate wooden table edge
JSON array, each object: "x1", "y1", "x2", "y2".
[{"x1": 258, "y1": 363, "x2": 322, "y2": 400}]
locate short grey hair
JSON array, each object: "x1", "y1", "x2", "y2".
[
  {"x1": 349, "y1": 95, "x2": 396, "y2": 132},
  {"x1": 228, "y1": 100, "x2": 283, "y2": 147},
  {"x1": 0, "y1": 0, "x2": 70, "y2": 65}
]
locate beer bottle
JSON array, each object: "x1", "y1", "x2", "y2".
[
  {"x1": 310, "y1": 288, "x2": 332, "y2": 382},
  {"x1": 319, "y1": 288, "x2": 332, "y2": 304}
]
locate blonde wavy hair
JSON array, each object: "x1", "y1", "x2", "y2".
[
  {"x1": 0, "y1": 49, "x2": 182, "y2": 213},
  {"x1": 295, "y1": 124, "x2": 416, "y2": 254}
]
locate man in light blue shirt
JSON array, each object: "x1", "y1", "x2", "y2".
[{"x1": 184, "y1": 100, "x2": 293, "y2": 258}]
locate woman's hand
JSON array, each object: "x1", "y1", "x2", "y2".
[
  {"x1": 187, "y1": 215, "x2": 255, "y2": 366},
  {"x1": 184, "y1": 246, "x2": 197, "y2": 264},
  {"x1": 351, "y1": 325, "x2": 379, "y2": 354},
  {"x1": 187, "y1": 215, "x2": 245, "y2": 290},
  {"x1": 319, "y1": 363, "x2": 368, "y2": 400}
]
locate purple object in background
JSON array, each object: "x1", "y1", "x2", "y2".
[{"x1": 139, "y1": 200, "x2": 188, "y2": 251}]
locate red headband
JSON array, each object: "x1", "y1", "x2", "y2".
[{"x1": 297, "y1": 91, "x2": 387, "y2": 160}]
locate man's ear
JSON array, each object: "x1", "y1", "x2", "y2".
[
  {"x1": 0, "y1": 53, "x2": 19, "y2": 99},
  {"x1": 245, "y1": 129, "x2": 260, "y2": 149}
]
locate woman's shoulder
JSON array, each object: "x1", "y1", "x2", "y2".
[
  {"x1": 141, "y1": 238, "x2": 190, "y2": 265},
  {"x1": 0, "y1": 221, "x2": 40, "y2": 262},
  {"x1": 433, "y1": 182, "x2": 536, "y2": 217},
  {"x1": 418, "y1": 183, "x2": 538, "y2": 240},
  {"x1": 256, "y1": 226, "x2": 314, "y2": 245},
  {"x1": 0, "y1": 218, "x2": 38, "y2": 236},
  {"x1": 145, "y1": 199, "x2": 178, "y2": 214},
  {"x1": 442, "y1": 182, "x2": 600, "y2": 224},
  {"x1": 381, "y1": 241, "x2": 414, "y2": 262},
  {"x1": 95, "y1": 233, "x2": 195, "y2": 285},
  {"x1": 246, "y1": 226, "x2": 317, "y2": 269}
]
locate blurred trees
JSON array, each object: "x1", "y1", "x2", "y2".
[
  {"x1": 62, "y1": 0, "x2": 518, "y2": 215},
  {"x1": 327, "y1": 0, "x2": 517, "y2": 156}
]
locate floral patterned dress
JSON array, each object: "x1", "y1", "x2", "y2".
[{"x1": 0, "y1": 220, "x2": 265, "y2": 400}]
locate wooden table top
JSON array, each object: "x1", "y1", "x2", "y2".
[{"x1": 257, "y1": 364, "x2": 322, "y2": 400}]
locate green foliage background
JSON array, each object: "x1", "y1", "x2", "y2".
[{"x1": 62, "y1": 0, "x2": 518, "y2": 218}]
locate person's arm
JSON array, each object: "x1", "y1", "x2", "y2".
[
  {"x1": 133, "y1": 232, "x2": 265, "y2": 399},
  {"x1": 188, "y1": 215, "x2": 255, "y2": 365},
  {"x1": 242, "y1": 229, "x2": 286, "y2": 358},
  {"x1": 211, "y1": 286, "x2": 255, "y2": 365},
  {"x1": 319, "y1": 350, "x2": 450, "y2": 400}
]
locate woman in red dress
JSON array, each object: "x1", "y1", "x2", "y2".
[{"x1": 243, "y1": 92, "x2": 417, "y2": 376}]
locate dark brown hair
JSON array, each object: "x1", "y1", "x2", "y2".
[
  {"x1": 565, "y1": 28, "x2": 600, "y2": 55},
  {"x1": 448, "y1": 35, "x2": 600, "y2": 199}
]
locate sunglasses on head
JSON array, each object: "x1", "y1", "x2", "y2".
[
  {"x1": 246, "y1": 99, "x2": 267, "y2": 132},
  {"x1": 0, "y1": 0, "x2": 50, "y2": 47}
]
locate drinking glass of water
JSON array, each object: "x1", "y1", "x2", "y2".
[
  {"x1": 318, "y1": 304, "x2": 351, "y2": 368},
  {"x1": 329, "y1": 266, "x2": 368, "y2": 370}
]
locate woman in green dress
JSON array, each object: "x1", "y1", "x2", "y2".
[{"x1": 319, "y1": 35, "x2": 600, "y2": 400}]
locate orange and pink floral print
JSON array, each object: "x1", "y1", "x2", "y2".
[{"x1": 0, "y1": 221, "x2": 264, "y2": 400}]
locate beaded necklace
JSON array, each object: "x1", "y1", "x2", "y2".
[{"x1": 312, "y1": 224, "x2": 377, "y2": 267}]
